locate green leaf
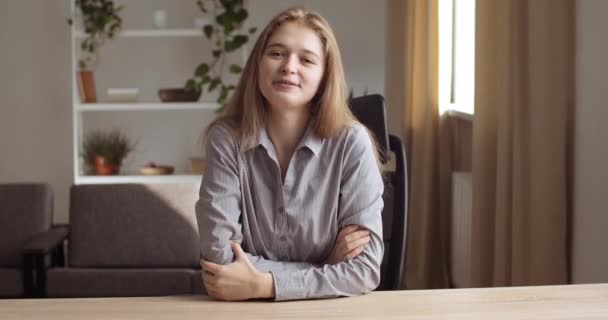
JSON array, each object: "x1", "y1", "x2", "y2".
[
  {"x1": 234, "y1": 9, "x2": 248, "y2": 23},
  {"x1": 248, "y1": 27, "x2": 257, "y2": 34},
  {"x1": 224, "y1": 23, "x2": 234, "y2": 35},
  {"x1": 203, "y1": 24, "x2": 214, "y2": 39},
  {"x1": 216, "y1": 12, "x2": 227, "y2": 26},
  {"x1": 225, "y1": 35, "x2": 248, "y2": 52},
  {"x1": 185, "y1": 79, "x2": 197, "y2": 91},
  {"x1": 208, "y1": 78, "x2": 221, "y2": 92},
  {"x1": 218, "y1": 89, "x2": 229, "y2": 105},
  {"x1": 196, "y1": 0, "x2": 206, "y2": 13},
  {"x1": 195, "y1": 63, "x2": 210, "y2": 77},
  {"x1": 212, "y1": 49, "x2": 222, "y2": 58},
  {"x1": 229, "y1": 64, "x2": 242, "y2": 74},
  {"x1": 225, "y1": 34, "x2": 248, "y2": 52}
]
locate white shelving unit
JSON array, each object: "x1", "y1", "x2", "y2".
[
  {"x1": 76, "y1": 174, "x2": 202, "y2": 185},
  {"x1": 75, "y1": 29, "x2": 204, "y2": 38},
  {"x1": 70, "y1": 4, "x2": 217, "y2": 185},
  {"x1": 76, "y1": 102, "x2": 217, "y2": 112}
]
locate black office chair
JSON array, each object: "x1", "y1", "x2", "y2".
[{"x1": 349, "y1": 94, "x2": 408, "y2": 291}]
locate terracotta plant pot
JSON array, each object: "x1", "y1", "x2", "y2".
[
  {"x1": 94, "y1": 156, "x2": 120, "y2": 175},
  {"x1": 77, "y1": 71, "x2": 97, "y2": 103}
]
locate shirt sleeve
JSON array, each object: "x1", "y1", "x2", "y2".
[
  {"x1": 270, "y1": 125, "x2": 385, "y2": 301},
  {"x1": 195, "y1": 124, "x2": 318, "y2": 272}
]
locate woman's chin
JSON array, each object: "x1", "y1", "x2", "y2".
[{"x1": 267, "y1": 95, "x2": 308, "y2": 110}]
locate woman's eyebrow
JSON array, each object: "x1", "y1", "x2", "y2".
[{"x1": 266, "y1": 43, "x2": 322, "y2": 59}]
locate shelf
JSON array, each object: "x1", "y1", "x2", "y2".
[
  {"x1": 76, "y1": 102, "x2": 219, "y2": 112},
  {"x1": 74, "y1": 29, "x2": 203, "y2": 38},
  {"x1": 75, "y1": 174, "x2": 202, "y2": 185}
]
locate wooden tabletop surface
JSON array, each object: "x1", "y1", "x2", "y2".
[{"x1": 1, "y1": 283, "x2": 607, "y2": 319}]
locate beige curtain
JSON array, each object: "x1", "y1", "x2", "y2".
[
  {"x1": 402, "y1": 0, "x2": 450, "y2": 289},
  {"x1": 471, "y1": 0, "x2": 574, "y2": 287}
]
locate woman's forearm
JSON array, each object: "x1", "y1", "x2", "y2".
[{"x1": 254, "y1": 272, "x2": 276, "y2": 299}]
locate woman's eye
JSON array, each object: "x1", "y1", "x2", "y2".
[
  {"x1": 301, "y1": 58, "x2": 315, "y2": 65},
  {"x1": 269, "y1": 51, "x2": 283, "y2": 57}
]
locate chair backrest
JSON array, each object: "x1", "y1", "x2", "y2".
[
  {"x1": 0, "y1": 183, "x2": 53, "y2": 267},
  {"x1": 69, "y1": 183, "x2": 200, "y2": 268},
  {"x1": 349, "y1": 94, "x2": 409, "y2": 290}
]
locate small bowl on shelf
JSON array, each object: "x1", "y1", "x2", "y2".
[
  {"x1": 158, "y1": 88, "x2": 201, "y2": 102},
  {"x1": 139, "y1": 163, "x2": 175, "y2": 175}
]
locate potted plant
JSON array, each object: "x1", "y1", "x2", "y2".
[
  {"x1": 183, "y1": 0, "x2": 257, "y2": 111},
  {"x1": 68, "y1": 0, "x2": 124, "y2": 103},
  {"x1": 81, "y1": 129, "x2": 134, "y2": 175}
]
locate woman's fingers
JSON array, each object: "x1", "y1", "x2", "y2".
[
  {"x1": 338, "y1": 230, "x2": 370, "y2": 253},
  {"x1": 202, "y1": 261, "x2": 222, "y2": 275},
  {"x1": 344, "y1": 229, "x2": 370, "y2": 243},
  {"x1": 337, "y1": 225, "x2": 359, "y2": 239},
  {"x1": 344, "y1": 245, "x2": 366, "y2": 260},
  {"x1": 341, "y1": 236, "x2": 370, "y2": 257}
]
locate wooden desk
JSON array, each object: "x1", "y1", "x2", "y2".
[{"x1": 1, "y1": 284, "x2": 607, "y2": 319}]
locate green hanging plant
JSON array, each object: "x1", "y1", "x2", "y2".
[
  {"x1": 185, "y1": 0, "x2": 257, "y2": 111},
  {"x1": 67, "y1": 0, "x2": 124, "y2": 71}
]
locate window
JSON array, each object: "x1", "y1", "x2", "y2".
[{"x1": 438, "y1": 0, "x2": 476, "y2": 115}]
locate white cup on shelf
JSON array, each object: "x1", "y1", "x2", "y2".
[{"x1": 153, "y1": 10, "x2": 168, "y2": 29}]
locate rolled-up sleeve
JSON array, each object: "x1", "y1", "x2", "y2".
[{"x1": 271, "y1": 125, "x2": 385, "y2": 301}]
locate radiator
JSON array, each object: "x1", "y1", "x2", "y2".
[{"x1": 450, "y1": 171, "x2": 472, "y2": 288}]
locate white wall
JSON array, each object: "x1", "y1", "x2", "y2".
[
  {"x1": 0, "y1": 0, "x2": 386, "y2": 223},
  {"x1": 0, "y1": 1, "x2": 73, "y2": 223},
  {"x1": 572, "y1": 0, "x2": 608, "y2": 283}
]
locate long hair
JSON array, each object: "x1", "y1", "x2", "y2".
[{"x1": 205, "y1": 7, "x2": 382, "y2": 168}]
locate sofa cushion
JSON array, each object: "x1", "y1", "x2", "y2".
[
  {"x1": 0, "y1": 183, "x2": 52, "y2": 267},
  {"x1": 191, "y1": 270, "x2": 207, "y2": 295},
  {"x1": 0, "y1": 268, "x2": 23, "y2": 297},
  {"x1": 69, "y1": 183, "x2": 200, "y2": 268},
  {"x1": 46, "y1": 268, "x2": 197, "y2": 297}
]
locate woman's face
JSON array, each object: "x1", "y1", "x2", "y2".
[{"x1": 258, "y1": 22, "x2": 325, "y2": 113}]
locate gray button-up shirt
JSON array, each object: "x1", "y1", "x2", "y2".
[{"x1": 195, "y1": 122, "x2": 384, "y2": 301}]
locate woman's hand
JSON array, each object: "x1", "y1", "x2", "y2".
[
  {"x1": 325, "y1": 225, "x2": 371, "y2": 265},
  {"x1": 201, "y1": 242, "x2": 275, "y2": 301}
]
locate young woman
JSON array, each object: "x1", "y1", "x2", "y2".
[{"x1": 195, "y1": 7, "x2": 384, "y2": 301}]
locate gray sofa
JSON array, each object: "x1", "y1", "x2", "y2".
[
  {"x1": 41, "y1": 183, "x2": 204, "y2": 297},
  {"x1": 0, "y1": 183, "x2": 60, "y2": 297}
]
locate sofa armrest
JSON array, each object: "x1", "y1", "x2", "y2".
[
  {"x1": 22, "y1": 226, "x2": 69, "y2": 297},
  {"x1": 23, "y1": 226, "x2": 69, "y2": 255}
]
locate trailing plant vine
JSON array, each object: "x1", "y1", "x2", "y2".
[
  {"x1": 185, "y1": 0, "x2": 257, "y2": 108},
  {"x1": 68, "y1": 0, "x2": 124, "y2": 70}
]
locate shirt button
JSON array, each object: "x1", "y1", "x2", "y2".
[{"x1": 280, "y1": 235, "x2": 287, "y2": 241}]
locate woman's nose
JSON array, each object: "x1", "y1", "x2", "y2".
[{"x1": 281, "y1": 55, "x2": 298, "y2": 74}]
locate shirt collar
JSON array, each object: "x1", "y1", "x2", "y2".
[{"x1": 252, "y1": 121, "x2": 323, "y2": 157}]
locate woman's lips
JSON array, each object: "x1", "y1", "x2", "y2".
[
  {"x1": 273, "y1": 80, "x2": 300, "y2": 87},
  {"x1": 272, "y1": 80, "x2": 300, "y2": 90}
]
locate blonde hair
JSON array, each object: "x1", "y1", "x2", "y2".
[{"x1": 205, "y1": 7, "x2": 382, "y2": 168}]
